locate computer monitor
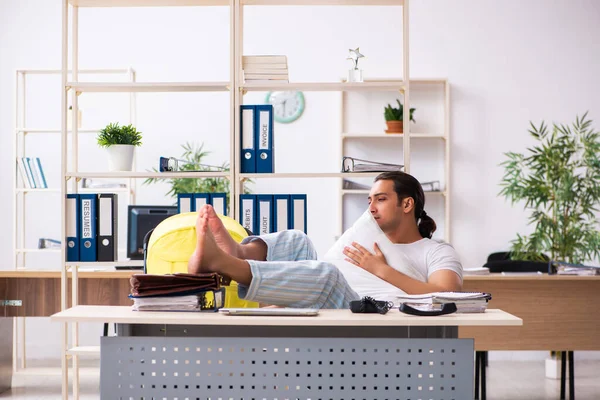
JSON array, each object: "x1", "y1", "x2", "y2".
[{"x1": 127, "y1": 205, "x2": 177, "y2": 260}]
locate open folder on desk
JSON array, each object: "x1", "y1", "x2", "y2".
[{"x1": 341, "y1": 157, "x2": 403, "y2": 173}]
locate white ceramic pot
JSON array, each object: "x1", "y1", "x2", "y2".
[{"x1": 106, "y1": 144, "x2": 135, "y2": 172}]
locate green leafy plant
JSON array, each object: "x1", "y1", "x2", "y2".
[
  {"x1": 144, "y1": 142, "x2": 252, "y2": 202},
  {"x1": 97, "y1": 122, "x2": 143, "y2": 147},
  {"x1": 499, "y1": 112, "x2": 600, "y2": 263},
  {"x1": 384, "y1": 99, "x2": 416, "y2": 122}
]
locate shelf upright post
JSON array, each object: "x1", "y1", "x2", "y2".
[
  {"x1": 402, "y1": 0, "x2": 410, "y2": 174},
  {"x1": 233, "y1": 0, "x2": 243, "y2": 220},
  {"x1": 60, "y1": 1, "x2": 70, "y2": 399},
  {"x1": 70, "y1": 4, "x2": 82, "y2": 399},
  {"x1": 445, "y1": 80, "x2": 451, "y2": 241}
]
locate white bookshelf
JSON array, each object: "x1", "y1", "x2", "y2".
[
  {"x1": 12, "y1": 67, "x2": 137, "y2": 376},
  {"x1": 338, "y1": 78, "x2": 451, "y2": 241},
  {"x1": 57, "y1": 1, "x2": 411, "y2": 399}
]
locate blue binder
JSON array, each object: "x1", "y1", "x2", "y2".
[
  {"x1": 255, "y1": 105, "x2": 274, "y2": 173},
  {"x1": 240, "y1": 105, "x2": 256, "y2": 173},
  {"x1": 79, "y1": 193, "x2": 97, "y2": 262},
  {"x1": 272, "y1": 194, "x2": 290, "y2": 232},
  {"x1": 210, "y1": 192, "x2": 227, "y2": 216},
  {"x1": 66, "y1": 194, "x2": 80, "y2": 262},
  {"x1": 34, "y1": 158, "x2": 48, "y2": 188},
  {"x1": 256, "y1": 195, "x2": 273, "y2": 235},
  {"x1": 193, "y1": 193, "x2": 210, "y2": 212},
  {"x1": 178, "y1": 193, "x2": 194, "y2": 213},
  {"x1": 239, "y1": 194, "x2": 257, "y2": 234},
  {"x1": 289, "y1": 194, "x2": 307, "y2": 234}
]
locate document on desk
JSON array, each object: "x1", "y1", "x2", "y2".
[
  {"x1": 395, "y1": 292, "x2": 492, "y2": 313},
  {"x1": 500, "y1": 271, "x2": 543, "y2": 276}
]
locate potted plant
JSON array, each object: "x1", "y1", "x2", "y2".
[
  {"x1": 144, "y1": 142, "x2": 252, "y2": 203},
  {"x1": 97, "y1": 122, "x2": 142, "y2": 171},
  {"x1": 499, "y1": 112, "x2": 600, "y2": 264},
  {"x1": 384, "y1": 99, "x2": 415, "y2": 134}
]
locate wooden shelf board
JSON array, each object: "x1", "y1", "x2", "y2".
[
  {"x1": 66, "y1": 171, "x2": 230, "y2": 179},
  {"x1": 69, "y1": 0, "x2": 228, "y2": 7},
  {"x1": 242, "y1": 81, "x2": 405, "y2": 92},
  {"x1": 240, "y1": 172, "x2": 384, "y2": 178},
  {"x1": 67, "y1": 82, "x2": 230, "y2": 93},
  {"x1": 15, "y1": 249, "x2": 60, "y2": 253},
  {"x1": 67, "y1": 260, "x2": 143, "y2": 268},
  {"x1": 242, "y1": 0, "x2": 403, "y2": 5},
  {"x1": 342, "y1": 190, "x2": 447, "y2": 196},
  {"x1": 342, "y1": 133, "x2": 446, "y2": 139},
  {"x1": 17, "y1": 129, "x2": 101, "y2": 134},
  {"x1": 66, "y1": 346, "x2": 100, "y2": 356}
]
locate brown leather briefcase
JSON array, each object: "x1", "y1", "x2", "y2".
[{"x1": 130, "y1": 273, "x2": 231, "y2": 297}]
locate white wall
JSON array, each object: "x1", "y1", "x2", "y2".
[{"x1": 1, "y1": 0, "x2": 599, "y2": 361}]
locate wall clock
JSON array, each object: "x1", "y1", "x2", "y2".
[{"x1": 265, "y1": 91, "x2": 305, "y2": 123}]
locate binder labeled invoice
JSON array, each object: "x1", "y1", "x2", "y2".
[{"x1": 255, "y1": 105, "x2": 274, "y2": 173}]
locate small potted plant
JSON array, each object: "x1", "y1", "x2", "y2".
[
  {"x1": 97, "y1": 122, "x2": 142, "y2": 171},
  {"x1": 384, "y1": 99, "x2": 415, "y2": 134}
]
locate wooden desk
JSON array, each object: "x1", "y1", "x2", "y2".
[
  {"x1": 52, "y1": 306, "x2": 521, "y2": 400},
  {"x1": 0, "y1": 270, "x2": 135, "y2": 317},
  {"x1": 460, "y1": 274, "x2": 600, "y2": 351}
]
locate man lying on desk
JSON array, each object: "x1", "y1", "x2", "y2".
[{"x1": 188, "y1": 171, "x2": 463, "y2": 309}]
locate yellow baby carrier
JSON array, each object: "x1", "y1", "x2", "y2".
[{"x1": 144, "y1": 211, "x2": 258, "y2": 308}]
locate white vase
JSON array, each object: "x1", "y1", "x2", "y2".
[{"x1": 106, "y1": 145, "x2": 135, "y2": 172}]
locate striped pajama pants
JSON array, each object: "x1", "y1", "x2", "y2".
[{"x1": 236, "y1": 230, "x2": 359, "y2": 309}]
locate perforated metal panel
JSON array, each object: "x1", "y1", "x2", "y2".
[{"x1": 101, "y1": 336, "x2": 473, "y2": 400}]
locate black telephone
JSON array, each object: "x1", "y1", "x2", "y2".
[{"x1": 399, "y1": 302, "x2": 457, "y2": 316}]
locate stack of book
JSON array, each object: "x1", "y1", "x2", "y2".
[
  {"x1": 396, "y1": 292, "x2": 492, "y2": 313},
  {"x1": 242, "y1": 55, "x2": 289, "y2": 83},
  {"x1": 17, "y1": 157, "x2": 48, "y2": 188}
]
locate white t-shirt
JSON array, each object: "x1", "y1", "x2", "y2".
[{"x1": 323, "y1": 210, "x2": 463, "y2": 304}]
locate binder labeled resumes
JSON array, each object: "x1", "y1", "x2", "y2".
[
  {"x1": 66, "y1": 194, "x2": 80, "y2": 262},
  {"x1": 255, "y1": 105, "x2": 274, "y2": 173},
  {"x1": 290, "y1": 194, "x2": 307, "y2": 234},
  {"x1": 273, "y1": 194, "x2": 290, "y2": 232},
  {"x1": 79, "y1": 194, "x2": 98, "y2": 262},
  {"x1": 178, "y1": 193, "x2": 194, "y2": 213},
  {"x1": 240, "y1": 194, "x2": 257, "y2": 234},
  {"x1": 257, "y1": 195, "x2": 273, "y2": 235},
  {"x1": 97, "y1": 193, "x2": 118, "y2": 262},
  {"x1": 211, "y1": 193, "x2": 227, "y2": 216},
  {"x1": 240, "y1": 105, "x2": 256, "y2": 173}
]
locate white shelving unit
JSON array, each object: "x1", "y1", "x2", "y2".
[
  {"x1": 58, "y1": 1, "x2": 409, "y2": 399},
  {"x1": 338, "y1": 78, "x2": 451, "y2": 241},
  {"x1": 12, "y1": 67, "x2": 137, "y2": 374}
]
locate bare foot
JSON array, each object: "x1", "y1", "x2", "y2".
[
  {"x1": 201, "y1": 204, "x2": 242, "y2": 257},
  {"x1": 192, "y1": 213, "x2": 227, "y2": 273}
]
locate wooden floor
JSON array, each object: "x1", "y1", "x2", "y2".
[{"x1": 1, "y1": 359, "x2": 599, "y2": 399}]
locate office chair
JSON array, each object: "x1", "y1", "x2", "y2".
[{"x1": 474, "y1": 252, "x2": 574, "y2": 400}]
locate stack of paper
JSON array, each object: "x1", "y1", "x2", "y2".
[
  {"x1": 131, "y1": 291, "x2": 223, "y2": 312},
  {"x1": 395, "y1": 292, "x2": 492, "y2": 313},
  {"x1": 463, "y1": 267, "x2": 490, "y2": 276},
  {"x1": 243, "y1": 55, "x2": 289, "y2": 83}
]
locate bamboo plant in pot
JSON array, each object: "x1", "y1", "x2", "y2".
[
  {"x1": 97, "y1": 122, "x2": 143, "y2": 171},
  {"x1": 384, "y1": 99, "x2": 415, "y2": 134},
  {"x1": 499, "y1": 112, "x2": 600, "y2": 264}
]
